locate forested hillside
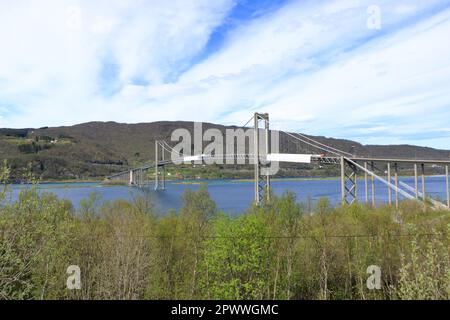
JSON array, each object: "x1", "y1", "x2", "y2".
[{"x1": 1, "y1": 121, "x2": 449, "y2": 181}]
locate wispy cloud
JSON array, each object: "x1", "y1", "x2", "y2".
[{"x1": 1, "y1": 0, "x2": 450, "y2": 148}]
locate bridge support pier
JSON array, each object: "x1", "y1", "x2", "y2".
[
  {"x1": 129, "y1": 170, "x2": 134, "y2": 186},
  {"x1": 340, "y1": 157, "x2": 358, "y2": 205},
  {"x1": 394, "y1": 163, "x2": 399, "y2": 209},
  {"x1": 155, "y1": 141, "x2": 159, "y2": 190},
  {"x1": 421, "y1": 164, "x2": 426, "y2": 203},
  {"x1": 371, "y1": 162, "x2": 376, "y2": 207},
  {"x1": 446, "y1": 165, "x2": 449, "y2": 209},
  {"x1": 162, "y1": 153, "x2": 166, "y2": 191},
  {"x1": 364, "y1": 162, "x2": 369, "y2": 203},
  {"x1": 387, "y1": 163, "x2": 392, "y2": 206},
  {"x1": 414, "y1": 164, "x2": 419, "y2": 198},
  {"x1": 134, "y1": 169, "x2": 142, "y2": 188}
]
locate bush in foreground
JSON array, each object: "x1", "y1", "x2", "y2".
[{"x1": 0, "y1": 179, "x2": 449, "y2": 300}]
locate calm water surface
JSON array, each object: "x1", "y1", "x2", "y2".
[{"x1": 9, "y1": 176, "x2": 449, "y2": 214}]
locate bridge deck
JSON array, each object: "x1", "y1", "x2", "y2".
[
  {"x1": 107, "y1": 154, "x2": 450, "y2": 180},
  {"x1": 347, "y1": 157, "x2": 450, "y2": 165}
]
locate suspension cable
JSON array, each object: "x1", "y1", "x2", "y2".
[
  {"x1": 280, "y1": 130, "x2": 345, "y2": 157},
  {"x1": 160, "y1": 141, "x2": 177, "y2": 155},
  {"x1": 292, "y1": 132, "x2": 353, "y2": 157},
  {"x1": 241, "y1": 115, "x2": 255, "y2": 128}
]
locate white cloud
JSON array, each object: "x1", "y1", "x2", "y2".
[
  {"x1": 1, "y1": 0, "x2": 450, "y2": 149},
  {"x1": 0, "y1": 0, "x2": 235, "y2": 125},
  {"x1": 393, "y1": 4, "x2": 419, "y2": 15}
]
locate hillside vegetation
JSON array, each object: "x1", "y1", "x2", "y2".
[{"x1": 1, "y1": 122, "x2": 449, "y2": 181}]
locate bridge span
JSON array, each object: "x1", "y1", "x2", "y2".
[{"x1": 106, "y1": 113, "x2": 450, "y2": 211}]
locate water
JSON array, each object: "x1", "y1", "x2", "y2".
[{"x1": 7, "y1": 176, "x2": 449, "y2": 214}]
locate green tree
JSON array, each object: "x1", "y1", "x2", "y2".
[{"x1": 201, "y1": 211, "x2": 271, "y2": 299}]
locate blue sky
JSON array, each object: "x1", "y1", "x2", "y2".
[{"x1": 1, "y1": 0, "x2": 450, "y2": 149}]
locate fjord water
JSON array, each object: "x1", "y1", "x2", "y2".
[{"x1": 9, "y1": 176, "x2": 449, "y2": 214}]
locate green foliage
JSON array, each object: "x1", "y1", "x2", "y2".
[
  {"x1": 0, "y1": 160, "x2": 11, "y2": 209},
  {"x1": 17, "y1": 141, "x2": 52, "y2": 154},
  {"x1": 0, "y1": 179, "x2": 449, "y2": 300},
  {"x1": 0, "y1": 187, "x2": 73, "y2": 299},
  {"x1": 395, "y1": 225, "x2": 450, "y2": 300},
  {"x1": 202, "y1": 212, "x2": 271, "y2": 299}
]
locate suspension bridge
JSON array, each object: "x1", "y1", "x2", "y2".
[{"x1": 106, "y1": 113, "x2": 450, "y2": 210}]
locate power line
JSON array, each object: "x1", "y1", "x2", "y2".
[{"x1": 68, "y1": 233, "x2": 443, "y2": 240}]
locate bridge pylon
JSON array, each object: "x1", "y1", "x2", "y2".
[
  {"x1": 154, "y1": 140, "x2": 166, "y2": 191},
  {"x1": 254, "y1": 112, "x2": 271, "y2": 205}
]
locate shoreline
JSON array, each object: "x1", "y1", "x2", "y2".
[{"x1": 13, "y1": 174, "x2": 448, "y2": 187}]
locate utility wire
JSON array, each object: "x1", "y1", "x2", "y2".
[{"x1": 70, "y1": 233, "x2": 443, "y2": 240}]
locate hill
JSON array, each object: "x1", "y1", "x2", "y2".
[{"x1": 1, "y1": 121, "x2": 449, "y2": 181}]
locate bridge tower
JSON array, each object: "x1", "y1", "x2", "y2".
[
  {"x1": 154, "y1": 140, "x2": 166, "y2": 191},
  {"x1": 129, "y1": 170, "x2": 134, "y2": 186},
  {"x1": 254, "y1": 112, "x2": 271, "y2": 205}
]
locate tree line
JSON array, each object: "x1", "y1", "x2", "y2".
[{"x1": 0, "y1": 162, "x2": 449, "y2": 299}]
